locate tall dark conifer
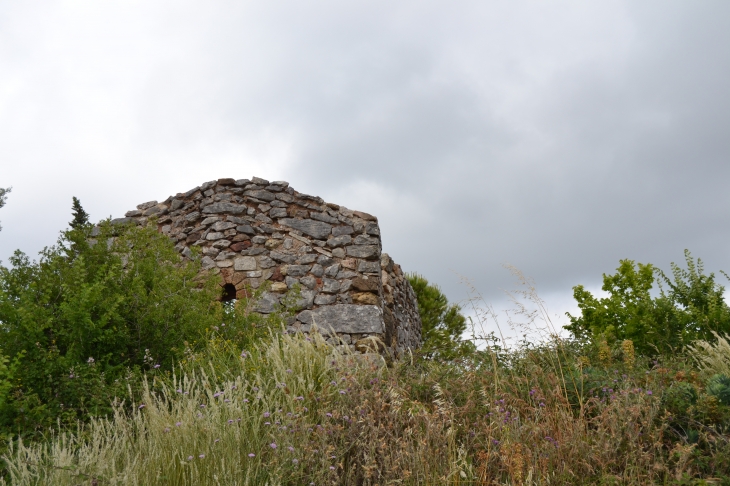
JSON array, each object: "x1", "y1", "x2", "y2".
[
  {"x1": 407, "y1": 273, "x2": 474, "y2": 360},
  {"x1": 70, "y1": 196, "x2": 90, "y2": 229}
]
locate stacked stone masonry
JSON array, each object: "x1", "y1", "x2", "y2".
[{"x1": 114, "y1": 177, "x2": 422, "y2": 356}]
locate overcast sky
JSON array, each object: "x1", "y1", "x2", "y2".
[{"x1": 1, "y1": 1, "x2": 729, "y2": 337}]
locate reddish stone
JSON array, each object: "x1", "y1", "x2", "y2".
[
  {"x1": 231, "y1": 272, "x2": 245, "y2": 285},
  {"x1": 353, "y1": 210, "x2": 377, "y2": 221},
  {"x1": 230, "y1": 240, "x2": 252, "y2": 252},
  {"x1": 341, "y1": 258, "x2": 357, "y2": 270},
  {"x1": 220, "y1": 268, "x2": 233, "y2": 283},
  {"x1": 351, "y1": 277, "x2": 379, "y2": 293},
  {"x1": 270, "y1": 267, "x2": 284, "y2": 282},
  {"x1": 235, "y1": 287, "x2": 252, "y2": 299},
  {"x1": 186, "y1": 232, "x2": 201, "y2": 243}
]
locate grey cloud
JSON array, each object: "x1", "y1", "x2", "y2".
[{"x1": 1, "y1": 1, "x2": 729, "y2": 327}]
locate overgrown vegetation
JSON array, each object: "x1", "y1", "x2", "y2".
[
  {"x1": 0, "y1": 217, "x2": 280, "y2": 442},
  {"x1": 566, "y1": 251, "x2": 730, "y2": 355},
  {"x1": 4, "y1": 315, "x2": 730, "y2": 484},
  {"x1": 407, "y1": 273, "x2": 475, "y2": 360},
  {"x1": 0, "y1": 198, "x2": 729, "y2": 483}
]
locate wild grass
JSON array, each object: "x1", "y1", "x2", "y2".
[
  {"x1": 3, "y1": 274, "x2": 730, "y2": 485},
  {"x1": 688, "y1": 332, "x2": 730, "y2": 378}
]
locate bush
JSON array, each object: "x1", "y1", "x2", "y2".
[
  {"x1": 0, "y1": 220, "x2": 278, "y2": 438},
  {"x1": 5, "y1": 332, "x2": 730, "y2": 485},
  {"x1": 566, "y1": 251, "x2": 730, "y2": 355},
  {"x1": 407, "y1": 273, "x2": 475, "y2": 360}
]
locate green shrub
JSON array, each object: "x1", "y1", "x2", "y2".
[
  {"x1": 707, "y1": 374, "x2": 730, "y2": 406},
  {"x1": 566, "y1": 251, "x2": 730, "y2": 356},
  {"x1": 407, "y1": 273, "x2": 475, "y2": 360},
  {"x1": 0, "y1": 220, "x2": 263, "y2": 438}
]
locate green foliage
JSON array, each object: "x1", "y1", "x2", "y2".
[
  {"x1": 662, "y1": 381, "x2": 698, "y2": 418},
  {"x1": 6, "y1": 332, "x2": 730, "y2": 484},
  {"x1": 0, "y1": 220, "x2": 266, "y2": 438},
  {"x1": 407, "y1": 273, "x2": 474, "y2": 360},
  {"x1": 0, "y1": 187, "x2": 9, "y2": 233},
  {"x1": 69, "y1": 197, "x2": 89, "y2": 229},
  {"x1": 566, "y1": 251, "x2": 730, "y2": 355},
  {"x1": 707, "y1": 374, "x2": 730, "y2": 406}
]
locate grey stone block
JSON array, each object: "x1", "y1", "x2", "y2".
[
  {"x1": 286, "y1": 264, "x2": 311, "y2": 277},
  {"x1": 310, "y1": 264, "x2": 324, "y2": 277},
  {"x1": 211, "y1": 221, "x2": 236, "y2": 231},
  {"x1": 300, "y1": 275, "x2": 317, "y2": 289},
  {"x1": 358, "y1": 261, "x2": 380, "y2": 273},
  {"x1": 236, "y1": 225, "x2": 256, "y2": 235},
  {"x1": 206, "y1": 232, "x2": 225, "y2": 240},
  {"x1": 311, "y1": 212, "x2": 339, "y2": 224},
  {"x1": 279, "y1": 218, "x2": 332, "y2": 239},
  {"x1": 297, "y1": 254, "x2": 317, "y2": 264},
  {"x1": 326, "y1": 235, "x2": 351, "y2": 248},
  {"x1": 244, "y1": 190, "x2": 275, "y2": 202},
  {"x1": 111, "y1": 217, "x2": 135, "y2": 225},
  {"x1": 254, "y1": 292, "x2": 279, "y2": 314},
  {"x1": 270, "y1": 207, "x2": 287, "y2": 218},
  {"x1": 332, "y1": 225, "x2": 354, "y2": 236},
  {"x1": 270, "y1": 251, "x2": 296, "y2": 264},
  {"x1": 353, "y1": 235, "x2": 379, "y2": 245},
  {"x1": 365, "y1": 222, "x2": 380, "y2": 236},
  {"x1": 202, "y1": 202, "x2": 247, "y2": 214},
  {"x1": 296, "y1": 304, "x2": 384, "y2": 334},
  {"x1": 321, "y1": 278, "x2": 341, "y2": 293},
  {"x1": 234, "y1": 256, "x2": 257, "y2": 271},
  {"x1": 314, "y1": 294, "x2": 337, "y2": 305},
  {"x1": 346, "y1": 245, "x2": 379, "y2": 260}
]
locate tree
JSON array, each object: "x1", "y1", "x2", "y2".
[
  {"x1": 407, "y1": 273, "x2": 475, "y2": 360},
  {"x1": 0, "y1": 220, "x2": 225, "y2": 435},
  {"x1": 0, "y1": 187, "x2": 10, "y2": 233},
  {"x1": 565, "y1": 251, "x2": 730, "y2": 355},
  {"x1": 69, "y1": 196, "x2": 90, "y2": 229}
]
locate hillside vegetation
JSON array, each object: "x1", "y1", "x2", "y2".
[{"x1": 0, "y1": 203, "x2": 729, "y2": 484}]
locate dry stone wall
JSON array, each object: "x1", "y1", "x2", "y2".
[{"x1": 114, "y1": 177, "x2": 422, "y2": 356}]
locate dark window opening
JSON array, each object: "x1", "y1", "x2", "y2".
[{"x1": 221, "y1": 283, "x2": 237, "y2": 302}]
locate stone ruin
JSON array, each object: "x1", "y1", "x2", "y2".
[{"x1": 113, "y1": 177, "x2": 422, "y2": 357}]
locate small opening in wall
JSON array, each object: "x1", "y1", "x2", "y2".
[{"x1": 221, "y1": 283, "x2": 237, "y2": 302}]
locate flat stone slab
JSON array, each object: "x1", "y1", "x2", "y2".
[
  {"x1": 202, "y1": 202, "x2": 247, "y2": 214},
  {"x1": 279, "y1": 218, "x2": 333, "y2": 239},
  {"x1": 297, "y1": 304, "x2": 384, "y2": 334}
]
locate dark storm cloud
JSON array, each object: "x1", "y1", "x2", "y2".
[{"x1": 1, "y1": 1, "x2": 729, "y2": 330}]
